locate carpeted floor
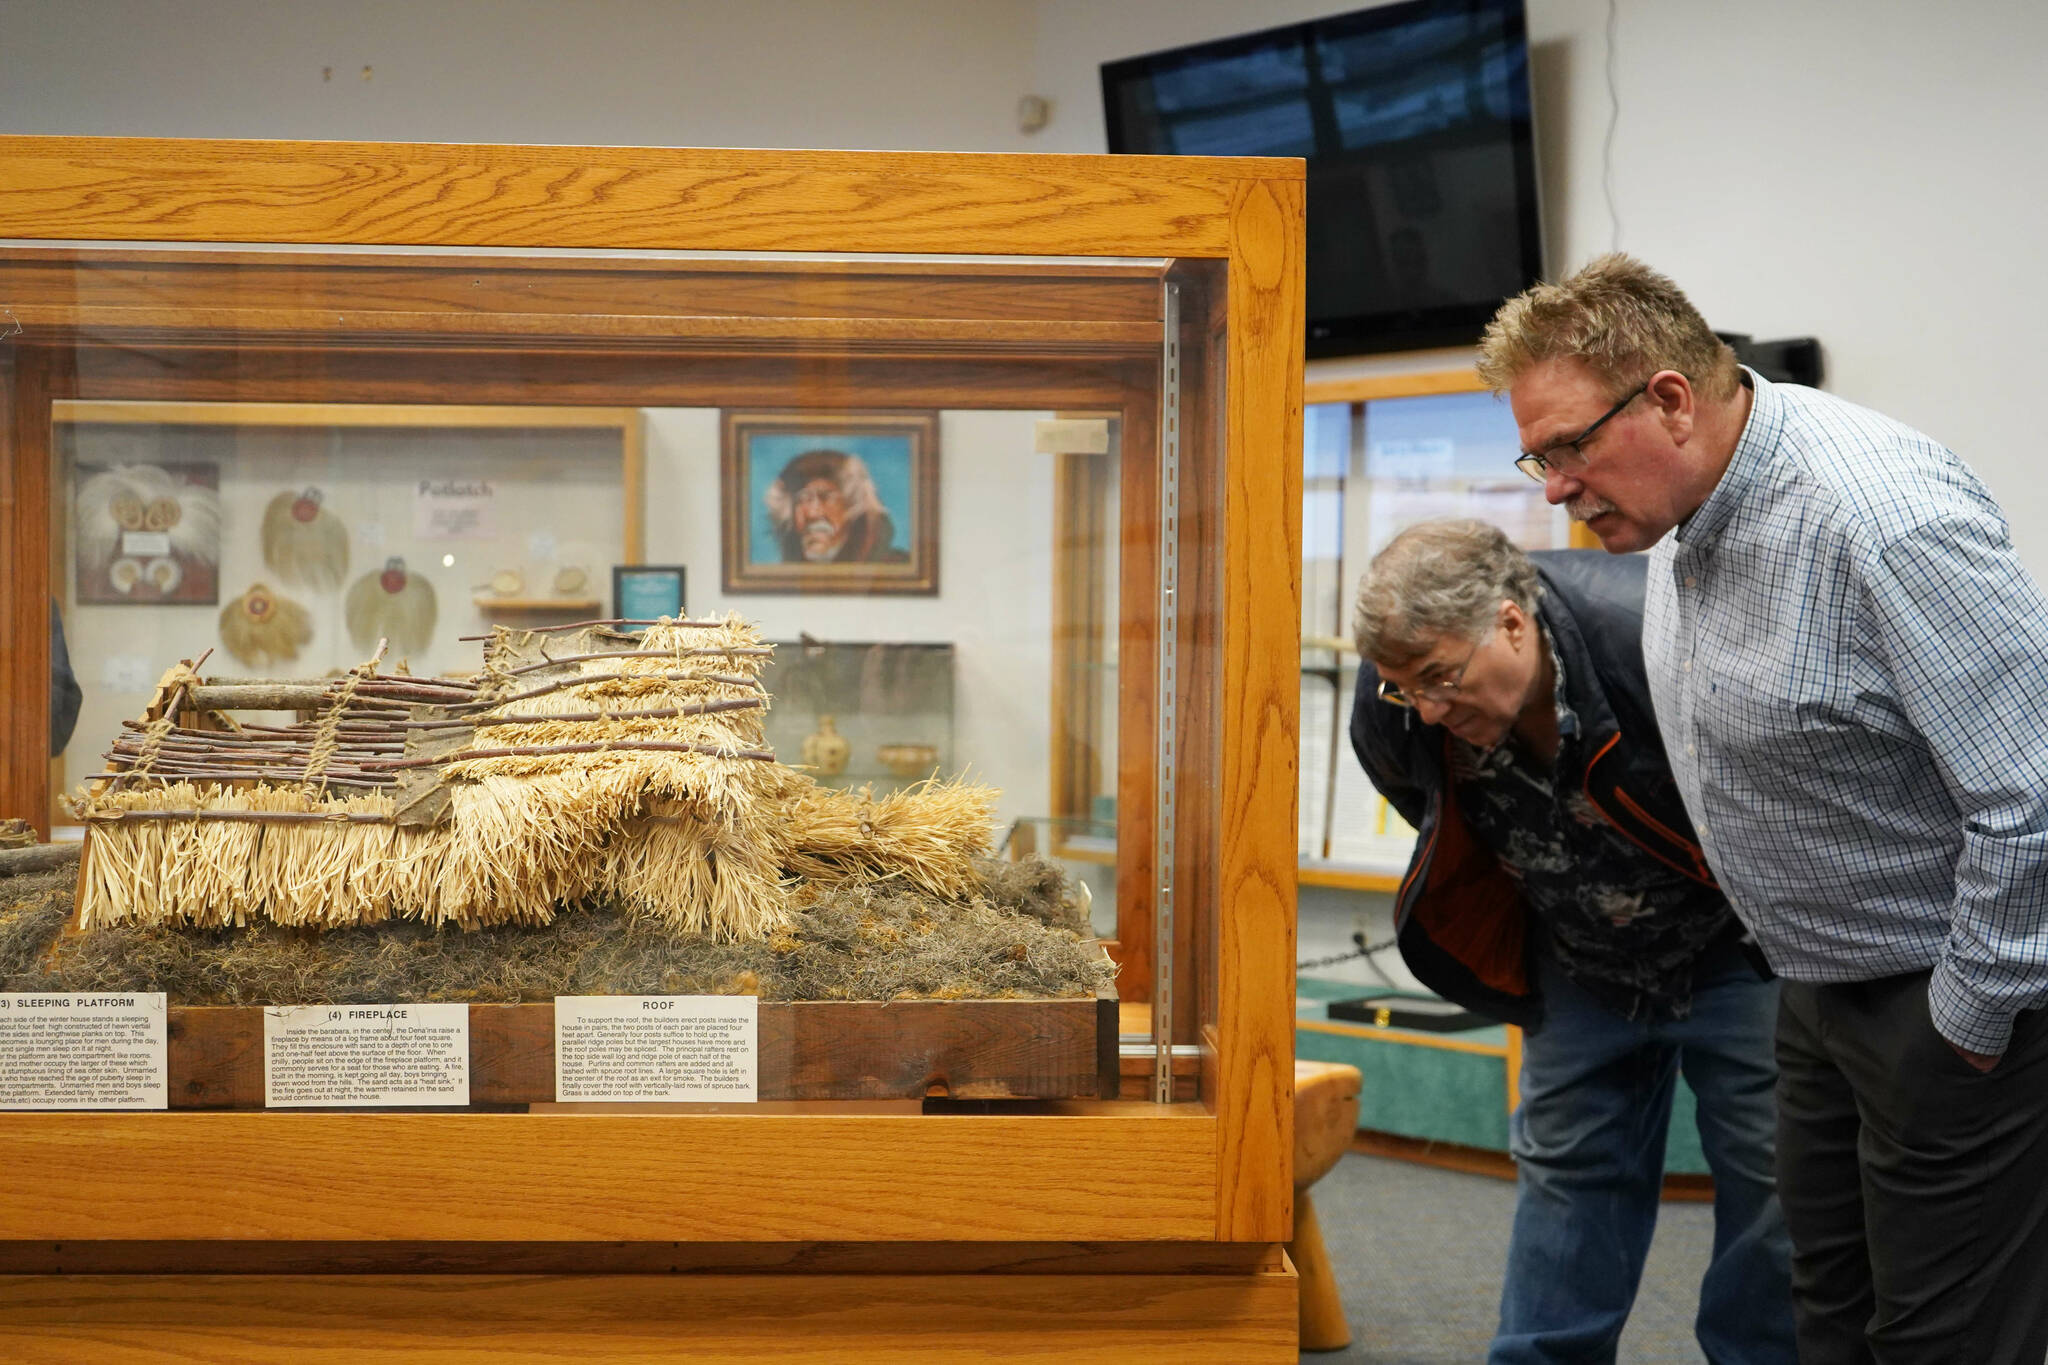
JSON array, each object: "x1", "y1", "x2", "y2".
[{"x1": 1305, "y1": 1152, "x2": 1713, "y2": 1363}]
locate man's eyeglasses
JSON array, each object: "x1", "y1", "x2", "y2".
[
  {"x1": 1376, "y1": 633, "x2": 1486, "y2": 709},
  {"x1": 1514, "y1": 382, "x2": 1648, "y2": 482}
]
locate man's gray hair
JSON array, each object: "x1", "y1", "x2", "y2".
[{"x1": 1353, "y1": 519, "x2": 1542, "y2": 665}]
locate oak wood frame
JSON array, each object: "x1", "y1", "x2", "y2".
[{"x1": 0, "y1": 137, "x2": 1302, "y2": 1341}]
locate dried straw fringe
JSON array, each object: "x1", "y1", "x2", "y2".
[
  {"x1": 77, "y1": 785, "x2": 413, "y2": 931},
  {"x1": 76, "y1": 773, "x2": 999, "y2": 938},
  {"x1": 74, "y1": 616, "x2": 1000, "y2": 939},
  {"x1": 780, "y1": 775, "x2": 1000, "y2": 902},
  {"x1": 434, "y1": 614, "x2": 789, "y2": 937}
]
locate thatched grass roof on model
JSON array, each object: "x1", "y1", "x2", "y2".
[
  {"x1": 59, "y1": 613, "x2": 1032, "y2": 967},
  {"x1": 440, "y1": 615, "x2": 790, "y2": 937}
]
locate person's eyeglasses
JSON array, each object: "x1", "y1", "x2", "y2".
[
  {"x1": 1514, "y1": 382, "x2": 1648, "y2": 482},
  {"x1": 1377, "y1": 633, "x2": 1487, "y2": 709}
]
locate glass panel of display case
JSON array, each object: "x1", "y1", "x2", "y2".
[
  {"x1": 1300, "y1": 384, "x2": 1568, "y2": 879},
  {"x1": 4, "y1": 240, "x2": 1226, "y2": 1112},
  {"x1": 50, "y1": 405, "x2": 639, "y2": 807},
  {"x1": 757, "y1": 640, "x2": 955, "y2": 794}
]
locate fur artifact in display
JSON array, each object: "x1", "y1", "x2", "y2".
[
  {"x1": 73, "y1": 463, "x2": 222, "y2": 603},
  {"x1": 260, "y1": 487, "x2": 350, "y2": 590},
  {"x1": 345, "y1": 556, "x2": 438, "y2": 657},
  {"x1": 218, "y1": 583, "x2": 315, "y2": 669}
]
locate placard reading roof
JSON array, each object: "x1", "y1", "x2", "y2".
[
  {"x1": 263, "y1": 1003, "x2": 470, "y2": 1108},
  {"x1": 554, "y1": 996, "x2": 758, "y2": 1102},
  {"x1": 0, "y1": 993, "x2": 168, "y2": 1111}
]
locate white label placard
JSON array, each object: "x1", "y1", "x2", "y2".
[
  {"x1": 119, "y1": 530, "x2": 172, "y2": 557},
  {"x1": 263, "y1": 1003, "x2": 470, "y2": 1108},
  {"x1": 99, "y1": 653, "x2": 157, "y2": 693},
  {"x1": 0, "y1": 993, "x2": 168, "y2": 1111},
  {"x1": 554, "y1": 995, "x2": 758, "y2": 1103},
  {"x1": 413, "y1": 477, "x2": 496, "y2": 541},
  {"x1": 1032, "y1": 417, "x2": 1111, "y2": 454}
]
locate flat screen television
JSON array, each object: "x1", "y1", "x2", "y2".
[{"x1": 1103, "y1": 0, "x2": 1542, "y2": 358}]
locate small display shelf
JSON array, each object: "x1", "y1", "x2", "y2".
[{"x1": 472, "y1": 597, "x2": 605, "y2": 612}]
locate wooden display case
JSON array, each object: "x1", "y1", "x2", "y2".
[{"x1": 0, "y1": 137, "x2": 1303, "y2": 1361}]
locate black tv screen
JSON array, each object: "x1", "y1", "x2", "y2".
[{"x1": 1103, "y1": 0, "x2": 1542, "y2": 358}]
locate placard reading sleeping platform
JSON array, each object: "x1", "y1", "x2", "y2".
[
  {"x1": 553, "y1": 996, "x2": 758, "y2": 1103},
  {"x1": 263, "y1": 1004, "x2": 470, "y2": 1108},
  {"x1": 0, "y1": 993, "x2": 168, "y2": 1110}
]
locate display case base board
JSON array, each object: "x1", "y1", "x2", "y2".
[
  {"x1": 0, "y1": 1266, "x2": 1299, "y2": 1363},
  {"x1": 163, "y1": 996, "x2": 1117, "y2": 1106}
]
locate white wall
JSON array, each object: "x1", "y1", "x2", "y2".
[{"x1": 0, "y1": 0, "x2": 1039, "y2": 152}]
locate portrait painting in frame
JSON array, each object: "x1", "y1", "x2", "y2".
[{"x1": 721, "y1": 411, "x2": 939, "y2": 596}]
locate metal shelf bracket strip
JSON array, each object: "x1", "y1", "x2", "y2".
[{"x1": 1153, "y1": 280, "x2": 1181, "y2": 1105}]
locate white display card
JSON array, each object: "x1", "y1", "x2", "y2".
[
  {"x1": 553, "y1": 995, "x2": 759, "y2": 1103},
  {"x1": 263, "y1": 1003, "x2": 470, "y2": 1108},
  {"x1": 0, "y1": 992, "x2": 168, "y2": 1111}
]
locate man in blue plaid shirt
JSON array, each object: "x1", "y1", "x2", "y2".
[{"x1": 1479, "y1": 254, "x2": 2048, "y2": 1364}]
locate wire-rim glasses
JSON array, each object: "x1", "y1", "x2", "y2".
[
  {"x1": 1376, "y1": 631, "x2": 1488, "y2": 709},
  {"x1": 1513, "y1": 382, "x2": 1649, "y2": 482}
]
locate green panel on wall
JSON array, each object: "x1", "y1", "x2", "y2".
[{"x1": 1298, "y1": 1025, "x2": 1512, "y2": 1149}]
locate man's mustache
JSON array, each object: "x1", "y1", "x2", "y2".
[{"x1": 1568, "y1": 495, "x2": 1615, "y2": 522}]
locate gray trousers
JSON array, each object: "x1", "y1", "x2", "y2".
[{"x1": 1776, "y1": 971, "x2": 2048, "y2": 1364}]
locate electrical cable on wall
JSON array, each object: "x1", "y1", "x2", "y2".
[
  {"x1": 1603, "y1": 0, "x2": 1622, "y2": 251},
  {"x1": 1299, "y1": 931, "x2": 1402, "y2": 985}
]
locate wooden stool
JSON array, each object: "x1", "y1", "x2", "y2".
[{"x1": 1292, "y1": 1059, "x2": 1361, "y2": 1352}]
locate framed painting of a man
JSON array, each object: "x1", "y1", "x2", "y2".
[{"x1": 720, "y1": 411, "x2": 939, "y2": 595}]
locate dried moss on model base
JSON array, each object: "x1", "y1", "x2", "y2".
[{"x1": 2, "y1": 858, "x2": 1110, "y2": 1005}]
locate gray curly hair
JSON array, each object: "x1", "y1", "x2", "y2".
[{"x1": 1353, "y1": 519, "x2": 1542, "y2": 665}]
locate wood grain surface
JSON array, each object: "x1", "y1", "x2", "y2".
[
  {"x1": 0, "y1": 1266, "x2": 1298, "y2": 1363},
  {"x1": 0, "y1": 1239, "x2": 1285, "y2": 1276},
  {"x1": 0, "y1": 1111, "x2": 1218, "y2": 1242},
  {"x1": 0, "y1": 137, "x2": 1297, "y2": 258},
  {"x1": 165, "y1": 999, "x2": 1106, "y2": 1108},
  {"x1": 1213, "y1": 175, "x2": 1306, "y2": 1242},
  {"x1": 0, "y1": 248, "x2": 1166, "y2": 323},
  {"x1": 0, "y1": 350, "x2": 55, "y2": 839}
]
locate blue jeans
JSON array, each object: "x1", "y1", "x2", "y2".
[{"x1": 1491, "y1": 947, "x2": 1797, "y2": 1365}]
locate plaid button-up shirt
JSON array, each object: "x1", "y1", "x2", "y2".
[{"x1": 1644, "y1": 369, "x2": 2048, "y2": 1054}]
